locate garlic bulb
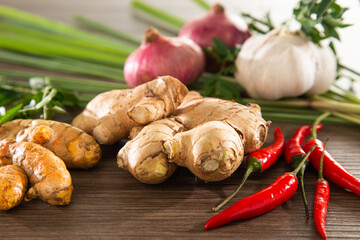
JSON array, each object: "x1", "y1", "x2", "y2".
[{"x1": 235, "y1": 26, "x2": 337, "y2": 100}]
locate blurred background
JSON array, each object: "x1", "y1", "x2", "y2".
[{"x1": 0, "y1": 0, "x2": 358, "y2": 73}]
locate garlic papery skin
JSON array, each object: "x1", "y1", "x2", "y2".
[
  {"x1": 307, "y1": 46, "x2": 337, "y2": 94},
  {"x1": 235, "y1": 26, "x2": 337, "y2": 100}
]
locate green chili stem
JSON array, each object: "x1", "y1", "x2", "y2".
[
  {"x1": 292, "y1": 144, "x2": 316, "y2": 176},
  {"x1": 311, "y1": 112, "x2": 331, "y2": 139},
  {"x1": 318, "y1": 140, "x2": 329, "y2": 181}
]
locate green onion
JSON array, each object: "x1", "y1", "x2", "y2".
[
  {"x1": 0, "y1": 50, "x2": 125, "y2": 81},
  {"x1": 0, "y1": 31, "x2": 126, "y2": 67},
  {"x1": 0, "y1": 4, "x2": 135, "y2": 54},
  {"x1": 0, "y1": 69, "x2": 129, "y2": 94},
  {"x1": 191, "y1": 0, "x2": 211, "y2": 11},
  {"x1": 74, "y1": 16, "x2": 141, "y2": 46},
  {"x1": 0, "y1": 22, "x2": 133, "y2": 56},
  {"x1": 131, "y1": 0, "x2": 185, "y2": 33}
]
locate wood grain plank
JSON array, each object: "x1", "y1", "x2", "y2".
[{"x1": 0, "y1": 1, "x2": 359, "y2": 239}]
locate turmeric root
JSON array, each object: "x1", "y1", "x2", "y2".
[
  {"x1": 0, "y1": 165, "x2": 28, "y2": 211},
  {"x1": 0, "y1": 119, "x2": 101, "y2": 169},
  {"x1": 118, "y1": 92, "x2": 269, "y2": 184},
  {"x1": 72, "y1": 76, "x2": 188, "y2": 145},
  {"x1": 0, "y1": 139, "x2": 73, "y2": 205}
]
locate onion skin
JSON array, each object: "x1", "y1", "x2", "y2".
[
  {"x1": 179, "y1": 4, "x2": 249, "y2": 72},
  {"x1": 124, "y1": 27, "x2": 205, "y2": 87},
  {"x1": 179, "y1": 4, "x2": 250, "y2": 49}
]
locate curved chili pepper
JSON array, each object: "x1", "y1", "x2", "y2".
[
  {"x1": 314, "y1": 141, "x2": 330, "y2": 239},
  {"x1": 205, "y1": 173, "x2": 298, "y2": 230},
  {"x1": 285, "y1": 124, "x2": 323, "y2": 168},
  {"x1": 204, "y1": 145, "x2": 316, "y2": 230},
  {"x1": 284, "y1": 124, "x2": 322, "y2": 218},
  {"x1": 212, "y1": 127, "x2": 285, "y2": 211},
  {"x1": 303, "y1": 139, "x2": 360, "y2": 197}
]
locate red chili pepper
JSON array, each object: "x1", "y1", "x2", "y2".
[
  {"x1": 204, "y1": 144, "x2": 316, "y2": 230},
  {"x1": 285, "y1": 124, "x2": 323, "y2": 168},
  {"x1": 284, "y1": 124, "x2": 322, "y2": 218},
  {"x1": 303, "y1": 138, "x2": 360, "y2": 197},
  {"x1": 313, "y1": 141, "x2": 330, "y2": 239},
  {"x1": 212, "y1": 127, "x2": 285, "y2": 212}
]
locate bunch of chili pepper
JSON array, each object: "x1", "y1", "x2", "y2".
[
  {"x1": 284, "y1": 123, "x2": 323, "y2": 218},
  {"x1": 204, "y1": 143, "x2": 316, "y2": 230}
]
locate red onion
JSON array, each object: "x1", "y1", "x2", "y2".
[
  {"x1": 124, "y1": 27, "x2": 205, "y2": 87},
  {"x1": 179, "y1": 4, "x2": 250, "y2": 71}
]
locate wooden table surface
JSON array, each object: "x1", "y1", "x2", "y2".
[{"x1": 0, "y1": 1, "x2": 360, "y2": 239}]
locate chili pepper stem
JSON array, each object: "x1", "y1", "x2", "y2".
[
  {"x1": 318, "y1": 140, "x2": 329, "y2": 180},
  {"x1": 311, "y1": 112, "x2": 331, "y2": 139},
  {"x1": 299, "y1": 164, "x2": 310, "y2": 219},
  {"x1": 291, "y1": 144, "x2": 316, "y2": 176},
  {"x1": 212, "y1": 165, "x2": 254, "y2": 212}
]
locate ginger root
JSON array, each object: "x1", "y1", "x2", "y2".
[
  {"x1": 0, "y1": 139, "x2": 73, "y2": 205},
  {"x1": 0, "y1": 119, "x2": 101, "y2": 169},
  {"x1": 0, "y1": 165, "x2": 28, "y2": 211},
  {"x1": 163, "y1": 121, "x2": 243, "y2": 181},
  {"x1": 118, "y1": 91, "x2": 269, "y2": 184},
  {"x1": 72, "y1": 76, "x2": 188, "y2": 145},
  {"x1": 118, "y1": 119, "x2": 182, "y2": 184}
]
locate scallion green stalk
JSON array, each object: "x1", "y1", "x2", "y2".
[
  {"x1": 0, "y1": 5, "x2": 135, "y2": 54},
  {"x1": 0, "y1": 50, "x2": 125, "y2": 81},
  {"x1": 190, "y1": 0, "x2": 211, "y2": 11},
  {"x1": 0, "y1": 69, "x2": 129, "y2": 93},
  {"x1": 0, "y1": 22, "x2": 133, "y2": 56},
  {"x1": 0, "y1": 31, "x2": 126, "y2": 67},
  {"x1": 74, "y1": 16, "x2": 141, "y2": 46},
  {"x1": 131, "y1": 0, "x2": 185, "y2": 33}
]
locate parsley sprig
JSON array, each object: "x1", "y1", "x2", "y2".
[{"x1": 0, "y1": 78, "x2": 78, "y2": 124}]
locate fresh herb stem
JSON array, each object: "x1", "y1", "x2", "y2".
[
  {"x1": 338, "y1": 63, "x2": 360, "y2": 77},
  {"x1": 260, "y1": 112, "x2": 355, "y2": 126},
  {"x1": 190, "y1": 0, "x2": 211, "y2": 11},
  {"x1": 0, "y1": 22, "x2": 134, "y2": 56},
  {"x1": 331, "y1": 112, "x2": 360, "y2": 125},
  {"x1": 242, "y1": 13, "x2": 275, "y2": 29},
  {"x1": 131, "y1": 0, "x2": 185, "y2": 33},
  {"x1": 0, "y1": 50, "x2": 125, "y2": 81},
  {"x1": 0, "y1": 31, "x2": 126, "y2": 67},
  {"x1": 74, "y1": 15, "x2": 141, "y2": 46},
  {"x1": 240, "y1": 97, "x2": 360, "y2": 115},
  {"x1": 0, "y1": 4, "x2": 135, "y2": 54},
  {"x1": 0, "y1": 69, "x2": 129, "y2": 93}
]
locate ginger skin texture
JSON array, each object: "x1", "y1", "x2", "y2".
[
  {"x1": 0, "y1": 139, "x2": 73, "y2": 205},
  {"x1": 0, "y1": 119, "x2": 101, "y2": 169},
  {"x1": 0, "y1": 165, "x2": 28, "y2": 211},
  {"x1": 118, "y1": 91, "x2": 270, "y2": 184},
  {"x1": 72, "y1": 76, "x2": 189, "y2": 145}
]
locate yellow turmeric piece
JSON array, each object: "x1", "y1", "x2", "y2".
[
  {"x1": 0, "y1": 139, "x2": 73, "y2": 205},
  {"x1": 0, "y1": 165, "x2": 28, "y2": 211},
  {"x1": 0, "y1": 119, "x2": 101, "y2": 169}
]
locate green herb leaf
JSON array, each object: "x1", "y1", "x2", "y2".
[{"x1": 0, "y1": 103, "x2": 23, "y2": 124}]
